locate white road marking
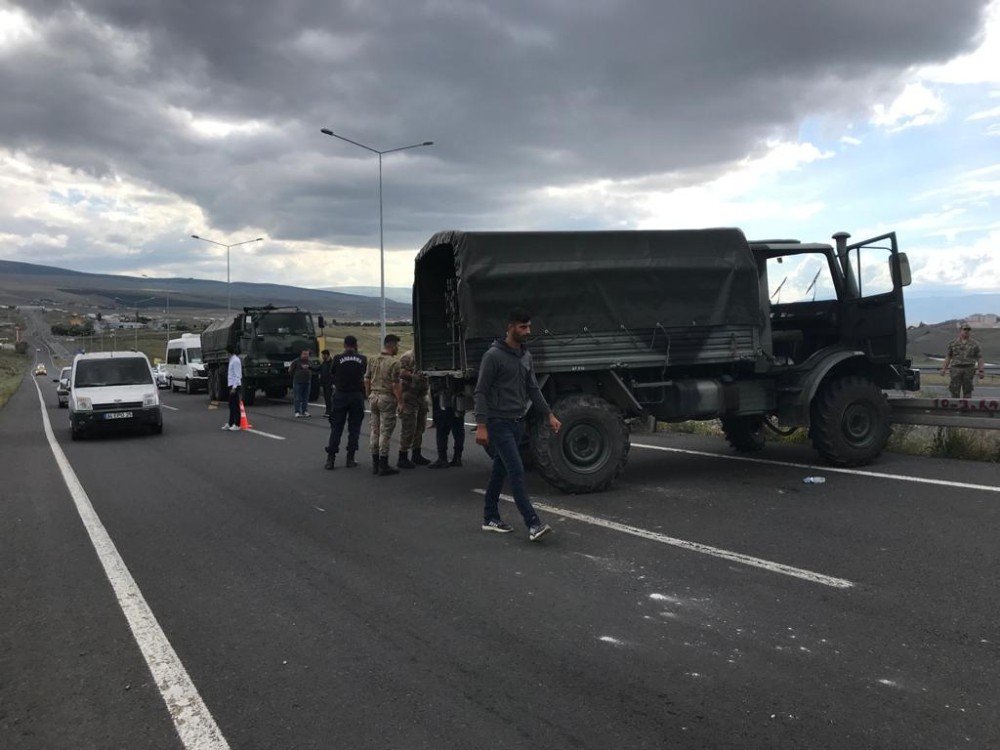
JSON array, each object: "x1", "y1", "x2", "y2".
[
  {"x1": 30, "y1": 379, "x2": 230, "y2": 750},
  {"x1": 474, "y1": 489, "x2": 854, "y2": 589},
  {"x1": 244, "y1": 428, "x2": 286, "y2": 441},
  {"x1": 161, "y1": 404, "x2": 179, "y2": 411},
  {"x1": 631, "y1": 442, "x2": 1000, "y2": 494}
]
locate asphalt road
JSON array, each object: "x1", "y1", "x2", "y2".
[{"x1": 3, "y1": 328, "x2": 1000, "y2": 749}]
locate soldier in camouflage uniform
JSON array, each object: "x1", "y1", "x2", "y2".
[
  {"x1": 364, "y1": 334, "x2": 402, "y2": 476},
  {"x1": 396, "y1": 350, "x2": 431, "y2": 469},
  {"x1": 941, "y1": 323, "x2": 985, "y2": 398}
]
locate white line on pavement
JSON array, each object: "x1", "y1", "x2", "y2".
[
  {"x1": 474, "y1": 489, "x2": 854, "y2": 589},
  {"x1": 244, "y1": 427, "x2": 286, "y2": 440},
  {"x1": 30, "y1": 379, "x2": 230, "y2": 750},
  {"x1": 161, "y1": 404, "x2": 179, "y2": 411},
  {"x1": 631, "y1": 442, "x2": 1000, "y2": 494}
]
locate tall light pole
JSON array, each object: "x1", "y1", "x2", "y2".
[
  {"x1": 190, "y1": 235, "x2": 264, "y2": 317},
  {"x1": 320, "y1": 128, "x2": 433, "y2": 342},
  {"x1": 141, "y1": 278, "x2": 179, "y2": 341}
]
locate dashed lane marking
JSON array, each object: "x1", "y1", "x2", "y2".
[
  {"x1": 161, "y1": 404, "x2": 179, "y2": 411},
  {"x1": 474, "y1": 489, "x2": 855, "y2": 589},
  {"x1": 244, "y1": 427, "x2": 286, "y2": 441},
  {"x1": 31, "y1": 379, "x2": 231, "y2": 749}
]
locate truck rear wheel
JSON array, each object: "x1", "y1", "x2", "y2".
[
  {"x1": 531, "y1": 394, "x2": 629, "y2": 494},
  {"x1": 721, "y1": 415, "x2": 766, "y2": 452},
  {"x1": 810, "y1": 375, "x2": 890, "y2": 466}
]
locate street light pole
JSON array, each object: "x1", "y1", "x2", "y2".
[
  {"x1": 190, "y1": 235, "x2": 264, "y2": 317},
  {"x1": 320, "y1": 128, "x2": 433, "y2": 343}
]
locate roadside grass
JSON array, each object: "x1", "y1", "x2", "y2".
[
  {"x1": 0, "y1": 349, "x2": 29, "y2": 410},
  {"x1": 657, "y1": 418, "x2": 999, "y2": 463}
]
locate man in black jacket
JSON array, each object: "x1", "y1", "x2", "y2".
[
  {"x1": 475, "y1": 308, "x2": 561, "y2": 541},
  {"x1": 325, "y1": 336, "x2": 367, "y2": 469}
]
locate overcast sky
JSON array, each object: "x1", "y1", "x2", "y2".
[{"x1": 1, "y1": 0, "x2": 998, "y2": 302}]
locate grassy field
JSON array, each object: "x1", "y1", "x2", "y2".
[
  {"x1": 58, "y1": 325, "x2": 416, "y2": 364},
  {"x1": 0, "y1": 349, "x2": 29, "y2": 410}
]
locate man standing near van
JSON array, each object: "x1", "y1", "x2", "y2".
[
  {"x1": 223, "y1": 344, "x2": 242, "y2": 431},
  {"x1": 325, "y1": 335, "x2": 366, "y2": 469},
  {"x1": 475, "y1": 308, "x2": 561, "y2": 541}
]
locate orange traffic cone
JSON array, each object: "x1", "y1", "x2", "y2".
[{"x1": 239, "y1": 399, "x2": 253, "y2": 430}]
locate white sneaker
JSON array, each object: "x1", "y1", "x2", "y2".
[
  {"x1": 303, "y1": 411, "x2": 311, "y2": 418},
  {"x1": 221, "y1": 424, "x2": 232, "y2": 431},
  {"x1": 222, "y1": 424, "x2": 237, "y2": 431},
  {"x1": 294, "y1": 412, "x2": 302, "y2": 418}
]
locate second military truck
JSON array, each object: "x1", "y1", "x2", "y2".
[
  {"x1": 201, "y1": 305, "x2": 321, "y2": 406},
  {"x1": 413, "y1": 228, "x2": 919, "y2": 494}
]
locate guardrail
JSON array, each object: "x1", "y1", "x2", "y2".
[{"x1": 888, "y1": 397, "x2": 1000, "y2": 430}]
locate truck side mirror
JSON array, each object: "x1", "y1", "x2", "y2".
[
  {"x1": 317, "y1": 315, "x2": 325, "y2": 329},
  {"x1": 895, "y1": 253, "x2": 912, "y2": 287}
]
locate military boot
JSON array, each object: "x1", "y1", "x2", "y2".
[
  {"x1": 410, "y1": 449, "x2": 431, "y2": 466},
  {"x1": 346, "y1": 451, "x2": 358, "y2": 468},
  {"x1": 397, "y1": 450, "x2": 416, "y2": 469},
  {"x1": 427, "y1": 456, "x2": 450, "y2": 469},
  {"x1": 449, "y1": 452, "x2": 463, "y2": 468},
  {"x1": 371, "y1": 453, "x2": 380, "y2": 475},
  {"x1": 324, "y1": 454, "x2": 336, "y2": 470},
  {"x1": 378, "y1": 455, "x2": 400, "y2": 476}
]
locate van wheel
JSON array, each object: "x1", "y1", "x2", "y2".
[
  {"x1": 531, "y1": 394, "x2": 629, "y2": 494},
  {"x1": 169, "y1": 377, "x2": 177, "y2": 392},
  {"x1": 811, "y1": 375, "x2": 890, "y2": 466},
  {"x1": 151, "y1": 422, "x2": 163, "y2": 435},
  {"x1": 71, "y1": 425, "x2": 82, "y2": 441},
  {"x1": 185, "y1": 378, "x2": 193, "y2": 395},
  {"x1": 721, "y1": 415, "x2": 766, "y2": 452}
]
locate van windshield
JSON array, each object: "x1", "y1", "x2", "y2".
[
  {"x1": 75, "y1": 358, "x2": 153, "y2": 387},
  {"x1": 186, "y1": 347, "x2": 203, "y2": 363}
]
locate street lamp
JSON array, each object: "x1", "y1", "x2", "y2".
[
  {"x1": 141, "y1": 278, "x2": 179, "y2": 341},
  {"x1": 190, "y1": 235, "x2": 264, "y2": 316},
  {"x1": 320, "y1": 128, "x2": 433, "y2": 342}
]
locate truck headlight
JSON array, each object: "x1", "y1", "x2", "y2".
[
  {"x1": 76, "y1": 396, "x2": 92, "y2": 411},
  {"x1": 143, "y1": 393, "x2": 158, "y2": 407}
]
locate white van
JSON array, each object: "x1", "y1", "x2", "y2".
[
  {"x1": 164, "y1": 334, "x2": 207, "y2": 394},
  {"x1": 69, "y1": 351, "x2": 163, "y2": 440}
]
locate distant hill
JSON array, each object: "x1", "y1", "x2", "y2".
[
  {"x1": 0, "y1": 259, "x2": 411, "y2": 320},
  {"x1": 907, "y1": 320, "x2": 1000, "y2": 366},
  {"x1": 903, "y1": 292, "x2": 1000, "y2": 327},
  {"x1": 319, "y1": 285, "x2": 412, "y2": 304}
]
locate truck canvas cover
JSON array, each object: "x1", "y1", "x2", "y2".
[{"x1": 414, "y1": 229, "x2": 765, "y2": 372}]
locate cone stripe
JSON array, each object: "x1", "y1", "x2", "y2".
[{"x1": 239, "y1": 400, "x2": 253, "y2": 430}]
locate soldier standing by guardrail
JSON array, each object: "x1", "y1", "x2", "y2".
[
  {"x1": 941, "y1": 323, "x2": 985, "y2": 397},
  {"x1": 365, "y1": 333, "x2": 402, "y2": 476},
  {"x1": 396, "y1": 350, "x2": 431, "y2": 469}
]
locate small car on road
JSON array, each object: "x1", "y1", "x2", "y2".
[
  {"x1": 69, "y1": 352, "x2": 163, "y2": 440},
  {"x1": 153, "y1": 363, "x2": 170, "y2": 389},
  {"x1": 34, "y1": 364, "x2": 47, "y2": 376},
  {"x1": 54, "y1": 366, "x2": 71, "y2": 408}
]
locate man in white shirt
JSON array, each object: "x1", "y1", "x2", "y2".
[{"x1": 224, "y1": 344, "x2": 242, "y2": 431}]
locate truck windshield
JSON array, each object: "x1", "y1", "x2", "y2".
[
  {"x1": 256, "y1": 313, "x2": 314, "y2": 335},
  {"x1": 766, "y1": 253, "x2": 837, "y2": 304},
  {"x1": 186, "y1": 348, "x2": 203, "y2": 363},
  {"x1": 75, "y1": 358, "x2": 153, "y2": 387}
]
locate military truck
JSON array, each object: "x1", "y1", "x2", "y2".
[
  {"x1": 201, "y1": 305, "x2": 322, "y2": 406},
  {"x1": 413, "y1": 229, "x2": 919, "y2": 494}
]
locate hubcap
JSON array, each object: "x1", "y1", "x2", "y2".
[
  {"x1": 842, "y1": 402, "x2": 875, "y2": 447},
  {"x1": 563, "y1": 421, "x2": 609, "y2": 473}
]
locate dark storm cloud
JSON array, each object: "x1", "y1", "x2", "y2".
[{"x1": 1, "y1": 0, "x2": 991, "y2": 252}]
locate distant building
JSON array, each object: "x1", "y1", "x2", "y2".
[{"x1": 963, "y1": 313, "x2": 999, "y2": 328}]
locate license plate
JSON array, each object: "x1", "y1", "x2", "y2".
[
  {"x1": 103, "y1": 411, "x2": 133, "y2": 420},
  {"x1": 283, "y1": 361, "x2": 292, "y2": 368}
]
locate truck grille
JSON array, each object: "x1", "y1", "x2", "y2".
[{"x1": 93, "y1": 401, "x2": 143, "y2": 411}]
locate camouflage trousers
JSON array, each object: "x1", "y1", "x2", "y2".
[
  {"x1": 369, "y1": 393, "x2": 398, "y2": 456},
  {"x1": 399, "y1": 395, "x2": 428, "y2": 451},
  {"x1": 949, "y1": 366, "x2": 975, "y2": 398}
]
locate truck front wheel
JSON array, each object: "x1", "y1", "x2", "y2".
[
  {"x1": 810, "y1": 375, "x2": 890, "y2": 466},
  {"x1": 721, "y1": 415, "x2": 766, "y2": 452},
  {"x1": 532, "y1": 394, "x2": 629, "y2": 494}
]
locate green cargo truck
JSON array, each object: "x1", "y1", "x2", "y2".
[
  {"x1": 201, "y1": 305, "x2": 321, "y2": 406},
  {"x1": 414, "y1": 228, "x2": 919, "y2": 494}
]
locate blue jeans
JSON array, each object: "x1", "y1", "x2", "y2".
[
  {"x1": 293, "y1": 381, "x2": 310, "y2": 414},
  {"x1": 483, "y1": 417, "x2": 539, "y2": 528}
]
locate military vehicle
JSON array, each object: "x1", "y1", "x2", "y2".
[
  {"x1": 201, "y1": 305, "x2": 321, "y2": 406},
  {"x1": 413, "y1": 229, "x2": 919, "y2": 494}
]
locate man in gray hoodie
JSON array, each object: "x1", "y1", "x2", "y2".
[{"x1": 475, "y1": 307, "x2": 562, "y2": 541}]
